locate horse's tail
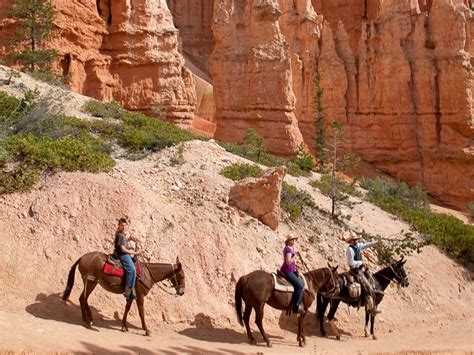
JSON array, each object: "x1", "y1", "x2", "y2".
[
  {"x1": 235, "y1": 277, "x2": 244, "y2": 327},
  {"x1": 62, "y1": 257, "x2": 80, "y2": 301}
]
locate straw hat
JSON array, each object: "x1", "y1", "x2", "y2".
[
  {"x1": 285, "y1": 233, "x2": 298, "y2": 244},
  {"x1": 345, "y1": 232, "x2": 360, "y2": 243}
]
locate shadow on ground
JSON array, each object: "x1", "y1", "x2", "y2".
[
  {"x1": 25, "y1": 292, "x2": 139, "y2": 331},
  {"x1": 179, "y1": 312, "x2": 284, "y2": 347}
]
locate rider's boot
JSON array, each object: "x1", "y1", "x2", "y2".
[{"x1": 123, "y1": 287, "x2": 136, "y2": 300}]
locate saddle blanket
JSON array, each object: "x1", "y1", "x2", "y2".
[
  {"x1": 272, "y1": 273, "x2": 309, "y2": 293},
  {"x1": 103, "y1": 258, "x2": 142, "y2": 277}
]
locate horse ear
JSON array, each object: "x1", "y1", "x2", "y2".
[
  {"x1": 176, "y1": 256, "x2": 181, "y2": 265},
  {"x1": 327, "y1": 261, "x2": 338, "y2": 270}
]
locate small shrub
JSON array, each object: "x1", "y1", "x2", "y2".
[
  {"x1": 0, "y1": 89, "x2": 39, "y2": 125},
  {"x1": 293, "y1": 142, "x2": 315, "y2": 173},
  {"x1": 82, "y1": 100, "x2": 126, "y2": 119},
  {"x1": 220, "y1": 163, "x2": 262, "y2": 181},
  {"x1": 310, "y1": 174, "x2": 361, "y2": 210},
  {"x1": 169, "y1": 144, "x2": 185, "y2": 166},
  {"x1": 281, "y1": 182, "x2": 315, "y2": 221},
  {"x1": 0, "y1": 145, "x2": 11, "y2": 168},
  {"x1": 362, "y1": 177, "x2": 474, "y2": 264},
  {"x1": 3, "y1": 134, "x2": 115, "y2": 173},
  {"x1": 0, "y1": 165, "x2": 37, "y2": 194},
  {"x1": 29, "y1": 69, "x2": 68, "y2": 87}
]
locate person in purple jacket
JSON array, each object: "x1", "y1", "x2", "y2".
[{"x1": 281, "y1": 234, "x2": 304, "y2": 314}]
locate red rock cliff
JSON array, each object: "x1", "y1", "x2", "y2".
[{"x1": 0, "y1": 0, "x2": 197, "y2": 125}]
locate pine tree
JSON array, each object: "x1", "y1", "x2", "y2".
[{"x1": 5, "y1": 0, "x2": 57, "y2": 72}]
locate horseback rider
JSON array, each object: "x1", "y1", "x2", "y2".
[
  {"x1": 281, "y1": 234, "x2": 304, "y2": 314},
  {"x1": 345, "y1": 232, "x2": 381, "y2": 314},
  {"x1": 114, "y1": 217, "x2": 138, "y2": 300}
]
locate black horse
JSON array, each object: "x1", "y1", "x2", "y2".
[{"x1": 316, "y1": 258, "x2": 409, "y2": 340}]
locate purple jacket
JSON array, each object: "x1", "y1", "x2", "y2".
[{"x1": 281, "y1": 246, "x2": 297, "y2": 273}]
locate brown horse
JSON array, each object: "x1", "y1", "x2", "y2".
[
  {"x1": 62, "y1": 252, "x2": 185, "y2": 335},
  {"x1": 234, "y1": 266, "x2": 339, "y2": 347}
]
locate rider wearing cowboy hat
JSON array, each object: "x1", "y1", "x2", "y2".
[
  {"x1": 281, "y1": 233, "x2": 304, "y2": 314},
  {"x1": 346, "y1": 232, "x2": 381, "y2": 314}
]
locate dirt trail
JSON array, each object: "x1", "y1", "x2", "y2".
[{"x1": 0, "y1": 141, "x2": 473, "y2": 354}]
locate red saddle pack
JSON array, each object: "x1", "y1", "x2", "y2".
[{"x1": 103, "y1": 256, "x2": 142, "y2": 277}]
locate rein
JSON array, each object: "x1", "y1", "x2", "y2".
[
  {"x1": 309, "y1": 268, "x2": 338, "y2": 297},
  {"x1": 376, "y1": 265, "x2": 407, "y2": 285},
  {"x1": 144, "y1": 263, "x2": 180, "y2": 295}
]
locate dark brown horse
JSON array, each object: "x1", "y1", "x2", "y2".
[
  {"x1": 62, "y1": 252, "x2": 185, "y2": 335},
  {"x1": 316, "y1": 258, "x2": 409, "y2": 340},
  {"x1": 234, "y1": 266, "x2": 339, "y2": 347}
]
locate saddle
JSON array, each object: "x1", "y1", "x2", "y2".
[
  {"x1": 272, "y1": 270, "x2": 309, "y2": 293},
  {"x1": 103, "y1": 254, "x2": 142, "y2": 277},
  {"x1": 341, "y1": 272, "x2": 361, "y2": 299}
]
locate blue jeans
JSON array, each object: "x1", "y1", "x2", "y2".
[
  {"x1": 284, "y1": 271, "x2": 304, "y2": 307},
  {"x1": 118, "y1": 254, "x2": 136, "y2": 289}
]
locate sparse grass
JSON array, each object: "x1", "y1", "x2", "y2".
[
  {"x1": 170, "y1": 144, "x2": 185, "y2": 166},
  {"x1": 281, "y1": 182, "x2": 315, "y2": 221},
  {"x1": 468, "y1": 202, "x2": 474, "y2": 221},
  {"x1": 220, "y1": 163, "x2": 262, "y2": 181},
  {"x1": 82, "y1": 100, "x2": 126, "y2": 119},
  {"x1": 362, "y1": 177, "x2": 474, "y2": 264}
]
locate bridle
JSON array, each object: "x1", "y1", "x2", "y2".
[
  {"x1": 378, "y1": 264, "x2": 408, "y2": 285},
  {"x1": 143, "y1": 263, "x2": 183, "y2": 295}
]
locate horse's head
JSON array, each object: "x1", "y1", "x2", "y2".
[
  {"x1": 391, "y1": 257, "x2": 409, "y2": 287},
  {"x1": 169, "y1": 257, "x2": 185, "y2": 296}
]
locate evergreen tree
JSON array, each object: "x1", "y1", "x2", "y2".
[{"x1": 5, "y1": 0, "x2": 57, "y2": 72}]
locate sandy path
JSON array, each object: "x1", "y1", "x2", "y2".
[{"x1": 0, "y1": 309, "x2": 472, "y2": 354}]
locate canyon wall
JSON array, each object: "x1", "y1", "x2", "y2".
[
  {"x1": 0, "y1": 0, "x2": 472, "y2": 209},
  {"x1": 0, "y1": 0, "x2": 196, "y2": 125},
  {"x1": 208, "y1": 0, "x2": 473, "y2": 210}
]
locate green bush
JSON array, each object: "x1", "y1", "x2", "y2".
[
  {"x1": 310, "y1": 174, "x2": 362, "y2": 199},
  {"x1": 0, "y1": 165, "x2": 37, "y2": 194},
  {"x1": 294, "y1": 142, "x2": 315, "y2": 172},
  {"x1": 221, "y1": 129, "x2": 310, "y2": 177},
  {"x1": 362, "y1": 177, "x2": 474, "y2": 263},
  {"x1": 361, "y1": 177, "x2": 429, "y2": 211},
  {"x1": 0, "y1": 89, "x2": 39, "y2": 125},
  {"x1": 3, "y1": 134, "x2": 115, "y2": 173},
  {"x1": 29, "y1": 69, "x2": 67, "y2": 87},
  {"x1": 220, "y1": 162, "x2": 262, "y2": 181},
  {"x1": 281, "y1": 182, "x2": 315, "y2": 221},
  {"x1": 82, "y1": 100, "x2": 126, "y2": 119}
]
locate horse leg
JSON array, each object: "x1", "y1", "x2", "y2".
[
  {"x1": 254, "y1": 304, "x2": 271, "y2": 348},
  {"x1": 136, "y1": 295, "x2": 150, "y2": 336},
  {"x1": 83, "y1": 281, "x2": 98, "y2": 326},
  {"x1": 121, "y1": 298, "x2": 134, "y2": 332},
  {"x1": 371, "y1": 314, "x2": 377, "y2": 340},
  {"x1": 364, "y1": 311, "x2": 370, "y2": 337},
  {"x1": 243, "y1": 303, "x2": 256, "y2": 345},
  {"x1": 318, "y1": 298, "x2": 329, "y2": 337},
  {"x1": 327, "y1": 300, "x2": 341, "y2": 340},
  {"x1": 79, "y1": 278, "x2": 96, "y2": 329},
  {"x1": 297, "y1": 312, "x2": 306, "y2": 347}
]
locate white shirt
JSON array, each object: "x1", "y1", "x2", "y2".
[{"x1": 346, "y1": 241, "x2": 378, "y2": 269}]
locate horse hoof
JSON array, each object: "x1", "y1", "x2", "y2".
[
  {"x1": 336, "y1": 336, "x2": 341, "y2": 341},
  {"x1": 122, "y1": 326, "x2": 129, "y2": 332},
  {"x1": 365, "y1": 332, "x2": 369, "y2": 338},
  {"x1": 372, "y1": 335, "x2": 377, "y2": 340},
  {"x1": 249, "y1": 339, "x2": 257, "y2": 346},
  {"x1": 299, "y1": 341, "x2": 305, "y2": 347},
  {"x1": 266, "y1": 342, "x2": 272, "y2": 348},
  {"x1": 85, "y1": 323, "x2": 92, "y2": 330}
]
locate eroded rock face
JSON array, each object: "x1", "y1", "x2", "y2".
[
  {"x1": 228, "y1": 167, "x2": 287, "y2": 230},
  {"x1": 0, "y1": 0, "x2": 196, "y2": 126},
  {"x1": 210, "y1": 0, "x2": 473, "y2": 210},
  {"x1": 209, "y1": 0, "x2": 304, "y2": 156}
]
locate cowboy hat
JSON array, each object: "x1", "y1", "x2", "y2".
[
  {"x1": 345, "y1": 232, "x2": 360, "y2": 243},
  {"x1": 285, "y1": 233, "x2": 298, "y2": 244}
]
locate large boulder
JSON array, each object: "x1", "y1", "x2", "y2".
[{"x1": 228, "y1": 166, "x2": 287, "y2": 230}]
